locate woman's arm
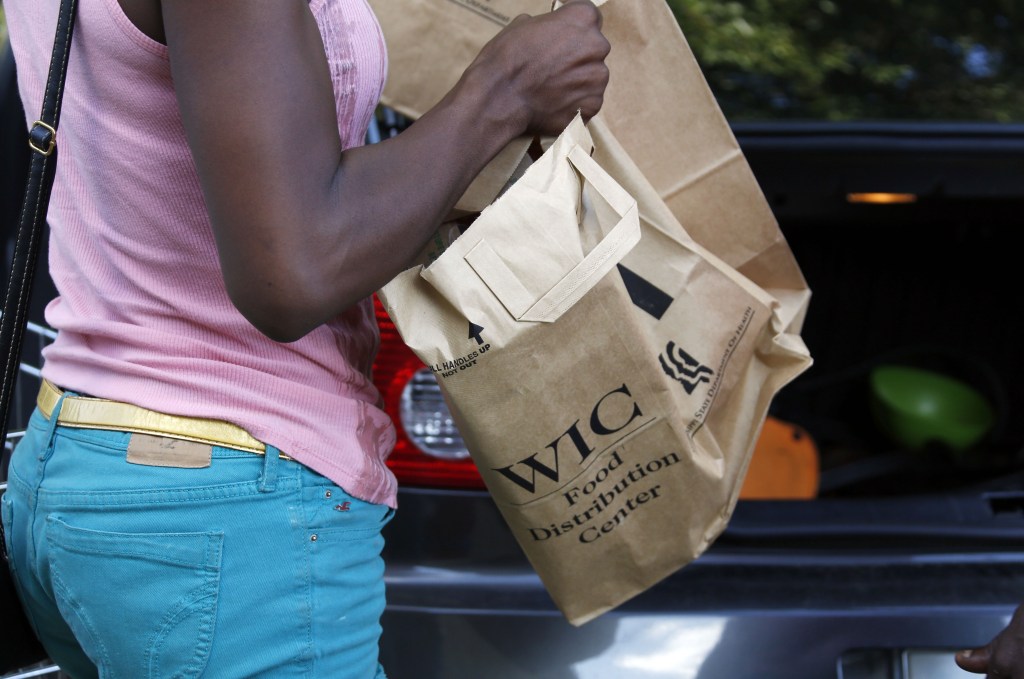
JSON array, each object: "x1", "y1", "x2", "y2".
[{"x1": 160, "y1": 0, "x2": 610, "y2": 341}]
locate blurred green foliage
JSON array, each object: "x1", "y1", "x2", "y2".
[{"x1": 666, "y1": 0, "x2": 1023, "y2": 121}]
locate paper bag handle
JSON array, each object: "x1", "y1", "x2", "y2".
[{"x1": 465, "y1": 145, "x2": 640, "y2": 323}]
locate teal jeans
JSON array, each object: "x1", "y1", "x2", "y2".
[{"x1": 2, "y1": 400, "x2": 392, "y2": 679}]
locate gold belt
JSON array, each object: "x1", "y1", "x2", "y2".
[{"x1": 37, "y1": 380, "x2": 281, "y2": 457}]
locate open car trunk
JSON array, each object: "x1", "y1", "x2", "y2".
[{"x1": 751, "y1": 122, "x2": 1024, "y2": 501}]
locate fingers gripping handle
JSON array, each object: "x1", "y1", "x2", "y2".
[{"x1": 465, "y1": 144, "x2": 640, "y2": 323}]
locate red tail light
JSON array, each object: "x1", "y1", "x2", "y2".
[{"x1": 372, "y1": 295, "x2": 485, "y2": 489}]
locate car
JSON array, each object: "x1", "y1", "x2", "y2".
[
  {"x1": 371, "y1": 117, "x2": 1024, "y2": 677},
  {"x1": 4, "y1": 2, "x2": 1024, "y2": 677},
  {"x1": 366, "y1": 3, "x2": 1024, "y2": 672}
]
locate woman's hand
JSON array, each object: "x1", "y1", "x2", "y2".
[
  {"x1": 956, "y1": 603, "x2": 1024, "y2": 677},
  {"x1": 162, "y1": 0, "x2": 610, "y2": 342},
  {"x1": 460, "y1": 0, "x2": 610, "y2": 138}
]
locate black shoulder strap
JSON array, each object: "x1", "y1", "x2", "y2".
[{"x1": 0, "y1": 0, "x2": 78, "y2": 447}]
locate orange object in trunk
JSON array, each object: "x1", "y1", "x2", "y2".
[{"x1": 740, "y1": 416, "x2": 819, "y2": 499}]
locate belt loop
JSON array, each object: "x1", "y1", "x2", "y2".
[
  {"x1": 259, "y1": 444, "x2": 280, "y2": 492},
  {"x1": 41, "y1": 390, "x2": 69, "y2": 461}
]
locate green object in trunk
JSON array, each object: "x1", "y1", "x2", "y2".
[{"x1": 870, "y1": 365, "x2": 995, "y2": 453}]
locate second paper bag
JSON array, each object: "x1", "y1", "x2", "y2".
[{"x1": 379, "y1": 117, "x2": 795, "y2": 625}]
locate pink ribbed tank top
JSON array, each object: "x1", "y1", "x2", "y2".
[{"x1": 5, "y1": 0, "x2": 399, "y2": 507}]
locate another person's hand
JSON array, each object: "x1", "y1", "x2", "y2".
[
  {"x1": 462, "y1": 0, "x2": 611, "y2": 138},
  {"x1": 956, "y1": 603, "x2": 1024, "y2": 677}
]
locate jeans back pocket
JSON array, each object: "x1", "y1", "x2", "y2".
[{"x1": 46, "y1": 516, "x2": 224, "y2": 679}]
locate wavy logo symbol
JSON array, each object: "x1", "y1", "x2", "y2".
[{"x1": 659, "y1": 341, "x2": 714, "y2": 395}]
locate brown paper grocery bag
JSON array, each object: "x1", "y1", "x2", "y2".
[
  {"x1": 367, "y1": 0, "x2": 811, "y2": 333},
  {"x1": 378, "y1": 116, "x2": 811, "y2": 624}
]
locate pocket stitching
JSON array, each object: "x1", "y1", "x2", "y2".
[{"x1": 47, "y1": 519, "x2": 224, "y2": 679}]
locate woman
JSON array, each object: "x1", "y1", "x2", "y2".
[{"x1": 1, "y1": 0, "x2": 610, "y2": 676}]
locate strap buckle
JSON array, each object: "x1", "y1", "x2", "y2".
[{"x1": 28, "y1": 120, "x2": 57, "y2": 157}]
